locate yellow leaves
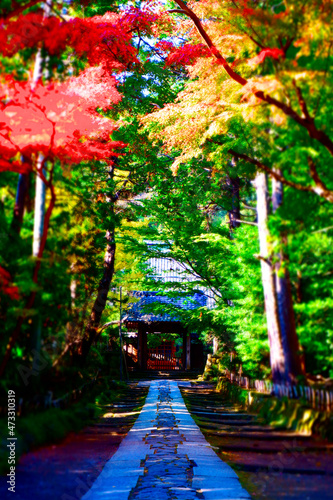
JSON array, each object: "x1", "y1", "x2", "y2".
[
  {"x1": 215, "y1": 33, "x2": 249, "y2": 59},
  {"x1": 204, "y1": 111, "x2": 233, "y2": 137},
  {"x1": 240, "y1": 77, "x2": 282, "y2": 103},
  {"x1": 170, "y1": 153, "x2": 195, "y2": 176},
  {"x1": 143, "y1": 0, "x2": 331, "y2": 177},
  {"x1": 237, "y1": 77, "x2": 287, "y2": 126},
  {"x1": 293, "y1": 71, "x2": 313, "y2": 82},
  {"x1": 143, "y1": 54, "x2": 248, "y2": 165}
]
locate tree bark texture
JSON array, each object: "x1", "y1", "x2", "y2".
[
  {"x1": 226, "y1": 174, "x2": 241, "y2": 229},
  {"x1": 272, "y1": 175, "x2": 305, "y2": 382},
  {"x1": 11, "y1": 173, "x2": 29, "y2": 234},
  {"x1": 77, "y1": 165, "x2": 116, "y2": 362},
  {"x1": 255, "y1": 172, "x2": 286, "y2": 383},
  {"x1": 31, "y1": 159, "x2": 45, "y2": 359},
  {"x1": 31, "y1": 25, "x2": 49, "y2": 353},
  {"x1": 33, "y1": 156, "x2": 46, "y2": 257},
  {"x1": 77, "y1": 228, "x2": 116, "y2": 362}
]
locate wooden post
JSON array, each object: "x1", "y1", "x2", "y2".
[
  {"x1": 186, "y1": 332, "x2": 191, "y2": 371},
  {"x1": 182, "y1": 331, "x2": 186, "y2": 370},
  {"x1": 142, "y1": 330, "x2": 147, "y2": 371},
  {"x1": 137, "y1": 325, "x2": 143, "y2": 369},
  {"x1": 119, "y1": 286, "x2": 123, "y2": 381}
]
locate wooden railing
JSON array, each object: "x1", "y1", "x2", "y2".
[
  {"x1": 225, "y1": 370, "x2": 333, "y2": 412},
  {"x1": 125, "y1": 343, "x2": 138, "y2": 363},
  {"x1": 147, "y1": 342, "x2": 178, "y2": 370}
]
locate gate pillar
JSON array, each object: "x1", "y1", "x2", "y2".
[
  {"x1": 186, "y1": 332, "x2": 191, "y2": 370},
  {"x1": 137, "y1": 325, "x2": 147, "y2": 370},
  {"x1": 182, "y1": 331, "x2": 191, "y2": 370}
]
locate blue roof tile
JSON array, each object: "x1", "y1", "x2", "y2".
[{"x1": 125, "y1": 290, "x2": 207, "y2": 323}]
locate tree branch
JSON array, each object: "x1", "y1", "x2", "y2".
[
  {"x1": 242, "y1": 203, "x2": 257, "y2": 211},
  {"x1": 254, "y1": 254, "x2": 272, "y2": 266},
  {"x1": 222, "y1": 218, "x2": 257, "y2": 226},
  {"x1": 312, "y1": 225, "x2": 333, "y2": 234},
  {"x1": 227, "y1": 149, "x2": 333, "y2": 202},
  {"x1": 172, "y1": 0, "x2": 247, "y2": 85},
  {"x1": 307, "y1": 157, "x2": 333, "y2": 202},
  {"x1": 1, "y1": 0, "x2": 41, "y2": 20},
  {"x1": 98, "y1": 316, "x2": 129, "y2": 333},
  {"x1": 172, "y1": 0, "x2": 333, "y2": 156},
  {"x1": 293, "y1": 80, "x2": 312, "y2": 121}
]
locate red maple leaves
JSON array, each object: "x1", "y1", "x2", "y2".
[
  {"x1": 0, "y1": 67, "x2": 124, "y2": 172},
  {"x1": 0, "y1": 267, "x2": 19, "y2": 300},
  {"x1": 0, "y1": 6, "x2": 168, "y2": 174},
  {"x1": 157, "y1": 41, "x2": 211, "y2": 67},
  {"x1": 0, "y1": 8, "x2": 161, "y2": 71},
  {"x1": 0, "y1": 11, "x2": 136, "y2": 70},
  {"x1": 250, "y1": 48, "x2": 284, "y2": 65}
]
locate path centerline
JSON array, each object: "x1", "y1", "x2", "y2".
[{"x1": 81, "y1": 380, "x2": 251, "y2": 500}]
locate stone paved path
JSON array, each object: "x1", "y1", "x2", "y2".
[{"x1": 82, "y1": 380, "x2": 251, "y2": 500}]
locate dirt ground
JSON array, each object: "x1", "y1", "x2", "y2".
[{"x1": 0, "y1": 384, "x2": 148, "y2": 500}]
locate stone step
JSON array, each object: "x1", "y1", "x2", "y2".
[
  {"x1": 200, "y1": 419, "x2": 256, "y2": 426},
  {"x1": 110, "y1": 402, "x2": 145, "y2": 407},
  {"x1": 233, "y1": 462, "x2": 333, "y2": 476},
  {"x1": 212, "y1": 438, "x2": 333, "y2": 453},
  {"x1": 190, "y1": 409, "x2": 253, "y2": 419},
  {"x1": 209, "y1": 430, "x2": 313, "y2": 441},
  {"x1": 192, "y1": 413, "x2": 255, "y2": 424},
  {"x1": 188, "y1": 404, "x2": 245, "y2": 411},
  {"x1": 93, "y1": 419, "x2": 137, "y2": 427},
  {"x1": 196, "y1": 421, "x2": 269, "y2": 432}
]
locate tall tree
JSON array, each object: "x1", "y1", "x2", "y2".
[
  {"x1": 76, "y1": 163, "x2": 117, "y2": 362},
  {"x1": 142, "y1": 0, "x2": 333, "y2": 382},
  {"x1": 271, "y1": 175, "x2": 305, "y2": 381},
  {"x1": 254, "y1": 172, "x2": 286, "y2": 382}
]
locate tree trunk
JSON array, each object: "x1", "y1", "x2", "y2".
[
  {"x1": 272, "y1": 175, "x2": 305, "y2": 382},
  {"x1": 254, "y1": 172, "x2": 286, "y2": 383},
  {"x1": 0, "y1": 177, "x2": 56, "y2": 378},
  {"x1": 29, "y1": 0, "x2": 53, "y2": 353},
  {"x1": 31, "y1": 156, "x2": 46, "y2": 356},
  {"x1": 77, "y1": 230, "x2": 116, "y2": 362},
  {"x1": 33, "y1": 156, "x2": 46, "y2": 257},
  {"x1": 76, "y1": 166, "x2": 116, "y2": 363},
  {"x1": 11, "y1": 172, "x2": 29, "y2": 234},
  {"x1": 227, "y1": 174, "x2": 241, "y2": 229},
  {"x1": 0, "y1": 0, "x2": 54, "y2": 377},
  {"x1": 225, "y1": 159, "x2": 241, "y2": 229},
  {"x1": 31, "y1": 41, "x2": 48, "y2": 354}
]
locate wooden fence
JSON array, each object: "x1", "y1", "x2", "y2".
[{"x1": 225, "y1": 370, "x2": 333, "y2": 412}]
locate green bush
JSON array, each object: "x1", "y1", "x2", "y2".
[
  {"x1": 0, "y1": 402, "x2": 96, "y2": 475},
  {"x1": 253, "y1": 395, "x2": 333, "y2": 440}
]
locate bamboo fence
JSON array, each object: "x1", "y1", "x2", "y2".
[{"x1": 225, "y1": 369, "x2": 333, "y2": 412}]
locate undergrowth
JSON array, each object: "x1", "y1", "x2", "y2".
[
  {"x1": 0, "y1": 377, "x2": 130, "y2": 475},
  {"x1": 207, "y1": 374, "x2": 333, "y2": 441}
]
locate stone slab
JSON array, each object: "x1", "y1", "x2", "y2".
[{"x1": 82, "y1": 379, "x2": 251, "y2": 500}]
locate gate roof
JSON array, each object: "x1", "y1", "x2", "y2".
[{"x1": 125, "y1": 290, "x2": 207, "y2": 323}]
